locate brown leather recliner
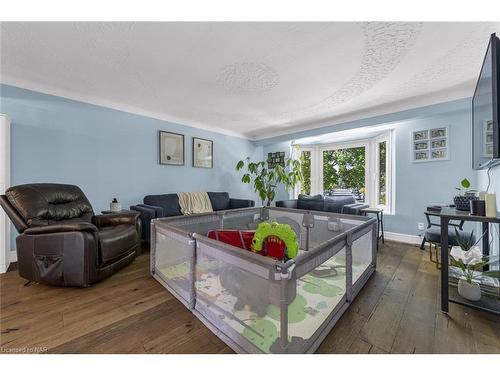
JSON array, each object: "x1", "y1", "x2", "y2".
[{"x1": 0, "y1": 183, "x2": 141, "y2": 287}]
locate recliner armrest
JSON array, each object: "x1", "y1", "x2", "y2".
[
  {"x1": 229, "y1": 198, "x2": 255, "y2": 209},
  {"x1": 92, "y1": 212, "x2": 140, "y2": 228},
  {"x1": 24, "y1": 222, "x2": 98, "y2": 235},
  {"x1": 275, "y1": 199, "x2": 298, "y2": 209}
]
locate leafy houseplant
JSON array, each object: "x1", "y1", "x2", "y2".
[
  {"x1": 453, "y1": 178, "x2": 478, "y2": 211},
  {"x1": 449, "y1": 228, "x2": 494, "y2": 301},
  {"x1": 236, "y1": 157, "x2": 303, "y2": 206}
]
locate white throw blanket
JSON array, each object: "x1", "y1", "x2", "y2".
[{"x1": 177, "y1": 192, "x2": 213, "y2": 215}]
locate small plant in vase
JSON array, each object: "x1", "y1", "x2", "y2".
[
  {"x1": 453, "y1": 178, "x2": 478, "y2": 211},
  {"x1": 449, "y1": 228, "x2": 487, "y2": 301}
]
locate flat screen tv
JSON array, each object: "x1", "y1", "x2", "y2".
[{"x1": 472, "y1": 33, "x2": 500, "y2": 170}]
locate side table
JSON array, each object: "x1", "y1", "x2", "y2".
[{"x1": 360, "y1": 207, "x2": 385, "y2": 250}]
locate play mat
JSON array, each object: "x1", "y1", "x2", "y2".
[{"x1": 158, "y1": 251, "x2": 368, "y2": 353}]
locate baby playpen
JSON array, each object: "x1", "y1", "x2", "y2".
[{"x1": 151, "y1": 206, "x2": 377, "y2": 353}]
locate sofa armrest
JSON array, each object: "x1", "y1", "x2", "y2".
[
  {"x1": 131, "y1": 204, "x2": 164, "y2": 219},
  {"x1": 24, "y1": 222, "x2": 98, "y2": 235},
  {"x1": 229, "y1": 198, "x2": 255, "y2": 209},
  {"x1": 342, "y1": 203, "x2": 369, "y2": 215},
  {"x1": 92, "y1": 211, "x2": 140, "y2": 228},
  {"x1": 275, "y1": 199, "x2": 298, "y2": 209},
  {"x1": 130, "y1": 204, "x2": 164, "y2": 243}
]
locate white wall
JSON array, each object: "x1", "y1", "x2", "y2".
[{"x1": 0, "y1": 114, "x2": 11, "y2": 273}]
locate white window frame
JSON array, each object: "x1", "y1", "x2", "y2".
[
  {"x1": 293, "y1": 130, "x2": 394, "y2": 213},
  {"x1": 373, "y1": 132, "x2": 393, "y2": 213}
]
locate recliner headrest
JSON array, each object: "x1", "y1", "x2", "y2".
[{"x1": 5, "y1": 183, "x2": 94, "y2": 227}]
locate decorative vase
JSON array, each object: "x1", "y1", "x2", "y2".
[
  {"x1": 457, "y1": 278, "x2": 481, "y2": 301},
  {"x1": 453, "y1": 195, "x2": 477, "y2": 211}
]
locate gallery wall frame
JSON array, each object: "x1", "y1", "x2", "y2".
[
  {"x1": 159, "y1": 130, "x2": 185, "y2": 166},
  {"x1": 192, "y1": 137, "x2": 213, "y2": 168},
  {"x1": 411, "y1": 126, "x2": 450, "y2": 162},
  {"x1": 267, "y1": 151, "x2": 285, "y2": 168}
]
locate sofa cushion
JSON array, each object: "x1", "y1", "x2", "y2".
[
  {"x1": 144, "y1": 194, "x2": 181, "y2": 217},
  {"x1": 207, "y1": 192, "x2": 230, "y2": 211},
  {"x1": 324, "y1": 195, "x2": 356, "y2": 213},
  {"x1": 297, "y1": 194, "x2": 324, "y2": 211},
  {"x1": 424, "y1": 227, "x2": 474, "y2": 247},
  {"x1": 98, "y1": 224, "x2": 138, "y2": 266}
]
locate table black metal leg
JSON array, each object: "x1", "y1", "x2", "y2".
[
  {"x1": 440, "y1": 217, "x2": 449, "y2": 313},
  {"x1": 380, "y1": 211, "x2": 384, "y2": 243},
  {"x1": 482, "y1": 222, "x2": 490, "y2": 271}
]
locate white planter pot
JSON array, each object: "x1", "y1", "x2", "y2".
[{"x1": 457, "y1": 278, "x2": 481, "y2": 301}]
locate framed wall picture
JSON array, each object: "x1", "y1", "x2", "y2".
[
  {"x1": 267, "y1": 151, "x2": 285, "y2": 168},
  {"x1": 193, "y1": 137, "x2": 213, "y2": 168},
  {"x1": 484, "y1": 120, "x2": 494, "y2": 157},
  {"x1": 412, "y1": 126, "x2": 449, "y2": 162},
  {"x1": 159, "y1": 131, "x2": 185, "y2": 165}
]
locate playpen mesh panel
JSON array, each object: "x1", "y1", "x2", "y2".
[
  {"x1": 285, "y1": 248, "x2": 347, "y2": 351},
  {"x1": 308, "y1": 216, "x2": 357, "y2": 249},
  {"x1": 154, "y1": 229, "x2": 195, "y2": 306},
  {"x1": 168, "y1": 214, "x2": 221, "y2": 235},
  {"x1": 221, "y1": 211, "x2": 261, "y2": 231},
  {"x1": 268, "y1": 209, "x2": 306, "y2": 248},
  {"x1": 352, "y1": 230, "x2": 373, "y2": 284},
  {"x1": 194, "y1": 240, "x2": 284, "y2": 354}
]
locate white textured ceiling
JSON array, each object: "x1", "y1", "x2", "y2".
[{"x1": 1, "y1": 22, "x2": 499, "y2": 139}]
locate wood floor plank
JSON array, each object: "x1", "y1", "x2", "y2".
[
  {"x1": 316, "y1": 310, "x2": 368, "y2": 353},
  {"x1": 434, "y1": 304, "x2": 476, "y2": 353},
  {"x1": 346, "y1": 337, "x2": 372, "y2": 354},
  {"x1": 390, "y1": 254, "x2": 439, "y2": 353},
  {"x1": 358, "y1": 246, "x2": 424, "y2": 352}
]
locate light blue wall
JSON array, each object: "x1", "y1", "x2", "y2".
[
  {"x1": 259, "y1": 98, "x2": 477, "y2": 237},
  {"x1": 1, "y1": 84, "x2": 262, "y2": 251}
]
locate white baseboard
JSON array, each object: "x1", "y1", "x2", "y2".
[
  {"x1": 0, "y1": 252, "x2": 16, "y2": 274},
  {"x1": 384, "y1": 231, "x2": 423, "y2": 245},
  {"x1": 8, "y1": 251, "x2": 17, "y2": 263}
]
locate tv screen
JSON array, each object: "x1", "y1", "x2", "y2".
[{"x1": 472, "y1": 33, "x2": 500, "y2": 169}]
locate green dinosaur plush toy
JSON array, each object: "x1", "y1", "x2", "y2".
[{"x1": 251, "y1": 221, "x2": 299, "y2": 260}]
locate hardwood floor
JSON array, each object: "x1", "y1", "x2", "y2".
[{"x1": 1, "y1": 241, "x2": 498, "y2": 354}]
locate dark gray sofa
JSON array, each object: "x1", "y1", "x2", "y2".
[
  {"x1": 275, "y1": 194, "x2": 368, "y2": 215},
  {"x1": 131, "y1": 192, "x2": 254, "y2": 243}
]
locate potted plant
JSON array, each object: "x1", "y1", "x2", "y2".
[
  {"x1": 236, "y1": 156, "x2": 303, "y2": 206},
  {"x1": 450, "y1": 228, "x2": 488, "y2": 301},
  {"x1": 453, "y1": 178, "x2": 478, "y2": 211}
]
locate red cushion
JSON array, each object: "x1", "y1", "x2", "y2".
[
  {"x1": 207, "y1": 230, "x2": 286, "y2": 260},
  {"x1": 207, "y1": 230, "x2": 254, "y2": 250}
]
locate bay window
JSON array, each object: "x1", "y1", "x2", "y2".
[{"x1": 294, "y1": 131, "x2": 393, "y2": 213}]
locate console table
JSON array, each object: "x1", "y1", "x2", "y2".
[{"x1": 435, "y1": 208, "x2": 500, "y2": 315}]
